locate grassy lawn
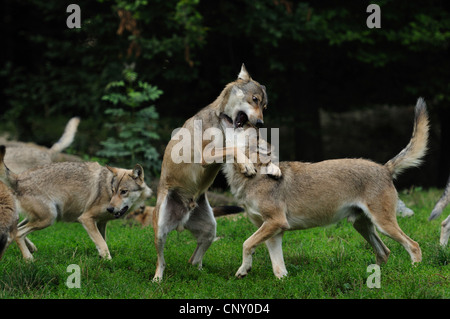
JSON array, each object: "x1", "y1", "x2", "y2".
[{"x1": 0, "y1": 189, "x2": 448, "y2": 299}]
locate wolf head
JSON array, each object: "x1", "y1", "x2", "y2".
[
  {"x1": 106, "y1": 164, "x2": 153, "y2": 218},
  {"x1": 221, "y1": 64, "x2": 268, "y2": 129}
]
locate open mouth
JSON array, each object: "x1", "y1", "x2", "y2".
[
  {"x1": 234, "y1": 111, "x2": 249, "y2": 128},
  {"x1": 220, "y1": 111, "x2": 249, "y2": 129},
  {"x1": 114, "y1": 206, "x2": 129, "y2": 219}
]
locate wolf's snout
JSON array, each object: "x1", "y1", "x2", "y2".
[
  {"x1": 107, "y1": 205, "x2": 129, "y2": 218},
  {"x1": 255, "y1": 119, "x2": 264, "y2": 128}
]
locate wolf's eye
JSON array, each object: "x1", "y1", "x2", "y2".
[
  {"x1": 120, "y1": 189, "x2": 128, "y2": 195},
  {"x1": 252, "y1": 96, "x2": 258, "y2": 104}
]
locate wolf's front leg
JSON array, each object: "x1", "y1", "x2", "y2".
[
  {"x1": 78, "y1": 213, "x2": 112, "y2": 259},
  {"x1": 236, "y1": 220, "x2": 286, "y2": 278}
]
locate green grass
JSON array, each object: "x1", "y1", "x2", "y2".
[{"x1": 0, "y1": 189, "x2": 448, "y2": 299}]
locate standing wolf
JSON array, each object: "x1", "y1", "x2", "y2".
[
  {"x1": 221, "y1": 98, "x2": 428, "y2": 278},
  {"x1": 152, "y1": 65, "x2": 277, "y2": 281},
  {"x1": 0, "y1": 146, "x2": 152, "y2": 260}
]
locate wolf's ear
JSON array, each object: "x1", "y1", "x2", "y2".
[
  {"x1": 237, "y1": 63, "x2": 251, "y2": 82},
  {"x1": 106, "y1": 165, "x2": 118, "y2": 176},
  {"x1": 131, "y1": 164, "x2": 144, "y2": 181}
]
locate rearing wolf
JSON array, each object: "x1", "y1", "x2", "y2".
[{"x1": 152, "y1": 64, "x2": 276, "y2": 281}]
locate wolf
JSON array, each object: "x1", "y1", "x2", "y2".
[
  {"x1": 2, "y1": 117, "x2": 81, "y2": 174},
  {"x1": 429, "y1": 175, "x2": 450, "y2": 246},
  {"x1": 152, "y1": 64, "x2": 280, "y2": 281},
  {"x1": 0, "y1": 145, "x2": 152, "y2": 260},
  {"x1": 221, "y1": 98, "x2": 428, "y2": 278}
]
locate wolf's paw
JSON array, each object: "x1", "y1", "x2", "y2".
[
  {"x1": 25, "y1": 240, "x2": 37, "y2": 253},
  {"x1": 152, "y1": 275, "x2": 163, "y2": 283},
  {"x1": 235, "y1": 265, "x2": 251, "y2": 279},
  {"x1": 274, "y1": 269, "x2": 288, "y2": 279},
  {"x1": 266, "y1": 162, "x2": 282, "y2": 179},
  {"x1": 240, "y1": 162, "x2": 257, "y2": 177}
]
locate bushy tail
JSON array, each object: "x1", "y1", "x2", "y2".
[
  {"x1": 384, "y1": 98, "x2": 429, "y2": 179},
  {"x1": 50, "y1": 117, "x2": 80, "y2": 153}
]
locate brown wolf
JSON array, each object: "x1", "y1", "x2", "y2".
[
  {"x1": 0, "y1": 146, "x2": 152, "y2": 260},
  {"x1": 221, "y1": 98, "x2": 428, "y2": 278},
  {"x1": 152, "y1": 64, "x2": 280, "y2": 281}
]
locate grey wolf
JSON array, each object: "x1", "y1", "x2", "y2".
[
  {"x1": 0, "y1": 146, "x2": 152, "y2": 260},
  {"x1": 429, "y1": 175, "x2": 450, "y2": 246},
  {"x1": 152, "y1": 64, "x2": 274, "y2": 281},
  {"x1": 2, "y1": 117, "x2": 81, "y2": 174},
  {"x1": 0, "y1": 177, "x2": 18, "y2": 261},
  {"x1": 221, "y1": 98, "x2": 429, "y2": 278}
]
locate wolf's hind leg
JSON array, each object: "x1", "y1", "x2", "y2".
[
  {"x1": 185, "y1": 193, "x2": 217, "y2": 269},
  {"x1": 153, "y1": 190, "x2": 191, "y2": 282},
  {"x1": 15, "y1": 205, "x2": 56, "y2": 260},
  {"x1": 351, "y1": 212, "x2": 390, "y2": 265}
]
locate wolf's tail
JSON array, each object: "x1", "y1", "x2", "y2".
[
  {"x1": 212, "y1": 206, "x2": 244, "y2": 217},
  {"x1": 50, "y1": 117, "x2": 80, "y2": 153},
  {"x1": 384, "y1": 98, "x2": 429, "y2": 179},
  {"x1": 429, "y1": 177, "x2": 450, "y2": 221}
]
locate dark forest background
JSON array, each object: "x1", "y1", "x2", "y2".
[{"x1": 1, "y1": 0, "x2": 450, "y2": 190}]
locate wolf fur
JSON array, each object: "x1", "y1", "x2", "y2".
[
  {"x1": 222, "y1": 98, "x2": 429, "y2": 278},
  {"x1": 152, "y1": 64, "x2": 273, "y2": 281},
  {"x1": 429, "y1": 175, "x2": 450, "y2": 246},
  {"x1": 2, "y1": 117, "x2": 81, "y2": 174},
  {"x1": 0, "y1": 146, "x2": 152, "y2": 260}
]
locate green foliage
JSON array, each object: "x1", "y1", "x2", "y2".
[
  {"x1": 97, "y1": 66, "x2": 163, "y2": 176},
  {"x1": 174, "y1": 0, "x2": 207, "y2": 50},
  {"x1": 2, "y1": 0, "x2": 450, "y2": 183}
]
